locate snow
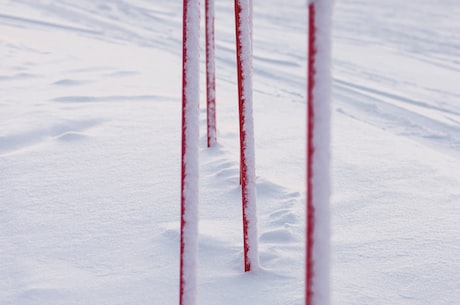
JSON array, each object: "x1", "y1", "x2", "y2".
[{"x1": 1, "y1": 0, "x2": 459, "y2": 305}]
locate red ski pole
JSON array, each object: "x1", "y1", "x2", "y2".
[
  {"x1": 306, "y1": 1, "x2": 332, "y2": 305},
  {"x1": 306, "y1": 2, "x2": 316, "y2": 304},
  {"x1": 206, "y1": 0, "x2": 217, "y2": 147},
  {"x1": 180, "y1": 0, "x2": 200, "y2": 304},
  {"x1": 234, "y1": 0, "x2": 259, "y2": 272}
]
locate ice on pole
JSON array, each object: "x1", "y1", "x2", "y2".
[
  {"x1": 306, "y1": 0, "x2": 333, "y2": 305},
  {"x1": 180, "y1": 0, "x2": 200, "y2": 304}
]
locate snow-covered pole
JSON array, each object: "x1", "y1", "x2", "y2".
[
  {"x1": 206, "y1": 0, "x2": 217, "y2": 147},
  {"x1": 234, "y1": 0, "x2": 259, "y2": 272},
  {"x1": 180, "y1": 0, "x2": 200, "y2": 304},
  {"x1": 306, "y1": 0, "x2": 332, "y2": 305}
]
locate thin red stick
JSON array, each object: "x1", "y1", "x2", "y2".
[
  {"x1": 234, "y1": 0, "x2": 255, "y2": 272},
  {"x1": 206, "y1": 0, "x2": 217, "y2": 147},
  {"x1": 234, "y1": 0, "x2": 249, "y2": 272},
  {"x1": 180, "y1": 0, "x2": 200, "y2": 304},
  {"x1": 306, "y1": 3, "x2": 316, "y2": 305},
  {"x1": 180, "y1": 2, "x2": 188, "y2": 301}
]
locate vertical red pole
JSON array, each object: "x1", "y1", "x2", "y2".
[
  {"x1": 306, "y1": 3, "x2": 316, "y2": 305},
  {"x1": 306, "y1": 1, "x2": 332, "y2": 304},
  {"x1": 206, "y1": 0, "x2": 217, "y2": 147},
  {"x1": 180, "y1": 0, "x2": 200, "y2": 304},
  {"x1": 234, "y1": 0, "x2": 259, "y2": 272}
]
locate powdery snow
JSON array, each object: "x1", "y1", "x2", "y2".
[{"x1": 1, "y1": 0, "x2": 459, "y2": 305}]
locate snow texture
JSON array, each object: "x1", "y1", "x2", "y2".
[{"x1": 0, "y1": 0, "x2": 459, "y2": 304}]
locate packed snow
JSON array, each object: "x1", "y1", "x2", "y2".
[{"x1": 1, "y1": 0, "x2": 459, "y2": 305}]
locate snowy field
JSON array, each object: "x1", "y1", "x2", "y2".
[{"x1": 1, "y1": 0, "x2": 459, "y2": 304}]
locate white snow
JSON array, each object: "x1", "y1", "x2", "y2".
[{"x1": 1, "y1": 0, "x2": 459, "y2": 305}]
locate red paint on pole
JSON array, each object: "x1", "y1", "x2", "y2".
[
  {"x1": 306, "y1": 3, "x2": 316, "y2": 305},
  {"x1": 234, "y1": 0, "x2": 255, "y2": 272},
  {"x1": 206, "y1": 0, "x2": 217, "y2": 147}
]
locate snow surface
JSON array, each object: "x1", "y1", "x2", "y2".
[{"x1": 1, "y1": 0, "x2": 459, "y2": 305}]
